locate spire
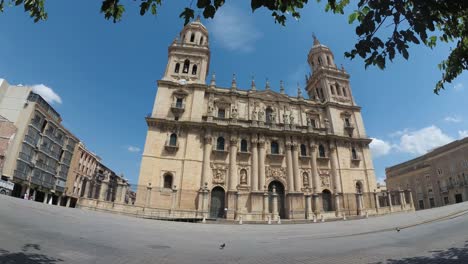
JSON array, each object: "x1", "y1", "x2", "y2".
[
  {"x1": 195, "y1": 15, "x2": 201, "y2": 22},
  {"x1": 313, "y1": 33, "x2": 320, "y2": 46},
  {"x1": 251, "y1": 75, "x2": 256, "y2": 91},
  {"x1": 231, "y1": 73, "x2": 237, "y2": 90},
  {"x1": 210, "y1": 72, "x2": 216, "y2": 87},
  {"x1": 280, "y1": 80, "x2": 285, "y2": 94},
  {"x1": 297, "y1": 83, "x2": 303, "y2": 99},
  {"x1": 265, "y1": 78, "x2": 270, "y2": 90}
]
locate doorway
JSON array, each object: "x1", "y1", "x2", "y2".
[
  {"x1": 268, "y1": 181, "x2": 286, "y2": 219},
  {"x1": 209, "y1": 187, "x2": 225, "y2": 219}
]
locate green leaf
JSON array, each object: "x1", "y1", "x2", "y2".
[{"x1": 348, "y1": 11, "x2": 358, "y2": 24}]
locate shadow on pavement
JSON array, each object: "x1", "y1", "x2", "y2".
[
  {"x1": 0, "y1": 244, "x2": 63, "y2": 264},
  {"x1": 372, "y1": 241, "x2": 468, "y2": 264}
]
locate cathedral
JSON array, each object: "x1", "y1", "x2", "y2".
[{"x1": 135, "y1": 17, "x2": 378, "y2": 221}]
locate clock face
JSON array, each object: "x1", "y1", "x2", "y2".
[{"x1": 178, "y1": 79, "x2": 187, "y2": 85}]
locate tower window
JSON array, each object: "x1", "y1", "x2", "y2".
[
  {"x1": 190, "y1": 33, "x2": 195, "y2": 42},
  {"x1": 200, "y1": 36, "x2": 204, "y2": 45},
  {"x1": 174, "y1": 63, "x2": 180, "y2": 73},
  {"x1": 336, "y1": 83, "x2": 342, "y2": 96},
  {"x1": 342, "y1": 87, "x2": 347, "y2": 97},
  {"x1": 192, "y1": 65, "x2": 197, "y2": 75},
  {"x1": 240, "y1": 139, "x2": 248, "y2": 152},
  {"x1": 163, "y1": 173, "x2": 173, "y2": 189},
  {"x1": 345, "y1": 118, "x2": 351, "y2": 127},
  {"x1": 217, "y1": 137, "x2": 225, "y2": 151},
  {"x1": 310, "y1": 118, "x2": 316, "y2": 128},
  {"x1": 169, "y1": 133, "x2": 177, "y2": 146},
  {"x1": 318, "y1": 57, "x2": 322, "y2": 65},
  {"x1": 352, "y1": 147, "x2": 358, "y2": 160},
  {"x1": 330, "y1": 84, "x2": 335, "y2": 95},
  {"x1": 318, "y1": 144, "x2": 326, "y2": 158},
  {"x1": 327, "y1": 56, "x2": 331, "y2": 66},
  {"x1": 270, "y1": 141, "x2": 279, "y2": 154},
  {"x1": 176, "y1": 98, "x2": 183, "y2": 108},
  {"x1": 183, "y1": 59, "x2": 190, "y2": 73},
  {"x1": 300, "y1": 144, "x2": 307, "y2": 156}
]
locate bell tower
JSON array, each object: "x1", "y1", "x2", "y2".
[
  {"x1": 163, "y1": 16, "x2": 211, "y2": 85},
  {"x1": 305, "y1": 36, "x2": 355, "y2": 105}
]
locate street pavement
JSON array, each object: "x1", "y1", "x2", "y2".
[{"x1": 1, "y1": 195, "x2": 468, "y2": 263}]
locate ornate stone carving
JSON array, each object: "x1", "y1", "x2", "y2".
[
  {"x1": 240, "y1": 169, "x2": 248, "y2": 185},
  {"x1": 266, "y1": 166, "x2": 286, "y2": 180},
  {"x1": 231, "y1": 105, "x2": 238, "y2": 119},
  {"x1": 283, "y1": 114, "x2": 289, "y2": 124},
  {"x1": 258, "y1": 109, "x2": 265, "y2": 122},
  {"x1": 320, "y1": 175, "x2": 330, "y2": 187},
  {"x1": 211, "y1": 164, "x2": 226, "y2": 184},
  {"x1": 303, "y1": 172, "x2": 310, "y2": 186},
  {"x1": 251, "y1": 109, "x2": 257, "y2": 121}
]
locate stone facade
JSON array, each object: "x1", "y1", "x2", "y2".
[
  {"x1": 135, "y1": 19, "x2": 380, "y2": 220},
  {"x1": 0, "y1": 79, "x2": 78, "y2": 204},
  {"x1": 386, "y1": 137, "x2": 468, "y2": 210},
  {"x1": 66, "y1": 142, "x2": 130, "y2": 207},
  {"x1": 0, "y1": 115, "x2": 17, "y2": 177}
]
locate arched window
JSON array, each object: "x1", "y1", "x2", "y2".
[
  {"x1": 356, "y1": 181, "x2": 363, "y2": 193},
  {"x1": 183, "y1": 59, "x2": 190, "y2": 73},
  {"x1": 342, "y1": 87, "x2": 347, "y2": 97},
  {"x1": 163, "y1": 173, "x2": 173, "y2": 189},
  {"x1": 352, "y1": 147, "x2": 358, "y2": 160},
  {"x1": 240, "y1": 139, "x2": 248, "y2": 152},
  {"x1": 344, "y1": 118, "x2": 351, "y2": 127},
  {"x1": 174, "y1": 63, "x2": 180, "y2": 73},
  {"x1": 318, "y1": 144, "x2": 326, "y2": 158},
  {"x1": 200, "y1": 36, "x2": 204, "y2": 45},
  {"x1": 169, "y1": 133, "x2": 177, "y2": 146},
  {"x1": 318, "y1": 57, "x2": 322, "y2": 65},
  {"x1": 192, "y1": 65, "x2": 197, "y2": 75},
  {"x1": 310, "y1": 118, "x2": 316, "y2": 128},
  {"x1": 271, "y1": 141, "x2": 279, "y2": 154},
  {"x1": 217, "y1": 108, "x2": 225, "y2": 118},
  {"x1": 300, "y1": 144, "x2": 307, "y2": 156},
  {"x1": 190, "y1": 33, "x2": 195, "y2": 42},
  {"x1": 327, "y1": 56, "x2": 331, "y2": 65},
  {"x1": 319, "y1": 88, "x2": 324, "y2": 100},
  {"x1": 330, "y1": 84, "x2": 335, "y2": 95},
  {"x1": 217, "y1": 137, "x2": 225, "y2": 151},
  {"x1": 265, "y1": 107, "x2": 273, "y2": 123},
  {"x1": 336, "y1": 83, "x2": 342, "y2": 96}
]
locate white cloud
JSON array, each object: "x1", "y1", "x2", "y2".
[
  {"x1": 369, "y1": 138, "x2": 392, "y2": 157},
  {"x1": 208, "y1": 5, "x2": 262, "y2": 52},
  {"x1": 396, "y1": 125, "x2": 453, "y2": 155},
  {"x1": 388, "y1": 128, "x2": 409, "y2": 138},
  {"x1": 31, "y1": 84, "x2": 62, "y2": 104},
  {"x1": 444, "y1": 115, "x2": 462, "y2": 123},
  {"x1": 454, "y1": 83, "x2": 464, "y2": 91},
  {"x1": 458, "y1": 130, "x2": 468, "y2": 139},
  {"x1": 127, "y1": 146, "x2": 141, "y2": 153}
]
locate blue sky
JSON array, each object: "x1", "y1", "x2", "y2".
[{"x1": 0, "y1": 1, "x2": 467, "y2": 185}]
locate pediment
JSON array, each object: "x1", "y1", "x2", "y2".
[{"x1": 249, "y1": 90, "x2": 291, "y2": 103}]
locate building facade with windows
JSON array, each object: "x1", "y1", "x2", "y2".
[
  {"x1": 136, "y1": 19, "x2": 379, "y2": 220},
  {"x1": 386, "y1": 137, "x2": 468, "y2": 210},
  {"x1": 0, "y1": 79, "x2": 78, "y2": 204}
]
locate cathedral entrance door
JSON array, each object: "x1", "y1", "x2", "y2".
[
  {"x1": 322, "y1": 189, "x2": 333, "y2": 212},
  {"x1": 210, "y1": 187, "x2": 225, "y2": 219},
  {"x1": 268, "y1": 181, "x2": 286, "y2": 219}
]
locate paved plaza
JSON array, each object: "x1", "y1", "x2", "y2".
[{"x1": 1, "y1": 195, "x2": 468, "y2": 264}]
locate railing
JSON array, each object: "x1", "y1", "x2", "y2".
[
  {"x1": 36, "y1": 162, "x2": 56, "y2": 174},
  {"x1": 18, "y1": 152, "x2": 32, "y2": 163},
  {"x1": 66, "y1": 144, "x2": 74, "y2": 152},
  {"x1": 31, "y1": 175, "x2": 42, "y2": 185},
  {"x1": 171, "y1": 102, "x2": 185, "y2": 109},
  {"x1": 24, "y1": 135, "x2": 38, "y2": 146},
  {"x1": 55, "y1": 186, "x2": 65, "y2": 193}
]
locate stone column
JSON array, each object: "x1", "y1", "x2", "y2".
[
  {"x1": 374, "y1": 191, "x2": 380, "y2": 213},
  {"x1": 120, "y1": 185, "x2": 128, "y2": 203},
  {"x1": 407, "y1": 189, "x2": 414, "y2": 209},
  {"x1": 356, "y1": 192, "x2": 363, "y2": 216},
  {"x1": 201, "y1": 132, "x2": 212, "y2": 188},
  {"x1": 271, "y1": 186, "x2": 279, "y2": 220},
  {"x1": 43, "y1": 192, "x2": 49, "y2": 204},
  {"x1": 229, "y1": 136, "x2": 238, "y2": 191},
  {"x1": 292, "y1": 141, "x2": 301, "y2": 191},
  {"x1": 310, "y1": 144, "x2": 320, "y2": 214},
  {"x1": 57, "y1": 196, "x2": 62, "y2": 206},
  {"x1": 251, "y1": 137, "x2": 259, "y2": 192},
  {"x1": 305, "y1": 194, "x2": 313, "y2": 219},
  {"x1": 258, "y1": 136, "x2": 266, "y2": 191},
  {"x1": 66, "y1": 197, "x2": 71, "y2": 207},
  {"x1": 387, "y1": 191, "x2": 393, "y2": 212},
  {"x1": 330, "y1": 143, "x2": 341, "y2": 216},
  {"x1": 285, "y1": 141, "x2": 294, "y2": 192},
  {"x1": 400, "y1": 189, "x2": 406, "y2": 209},
  {"x1": 99, "y1": 180, "x2": 109, "y2": 201},
  {"x1": 262, "y1": 189, "x2": 269, "y2": 220},
  {"x1": 145, "y1": 184, "x2": 152, "y2": 208},
  {"x1": 116, "y1": 183, "x2": 123, "y2": 203},
  {"x1": 83, "y1": 179, "x2": 91, "y2": 198}
]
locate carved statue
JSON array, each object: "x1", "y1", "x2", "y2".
[
  {"x1": 271, "y1": 112, "x2": 276, "y2": 123},
  {"x1": 283, "y1": 114, "x2": 289, "y2": 124},
  {"x1": 251, "y1": 109, "x2": 257, "y2": 121},
  {"x1": 290, "y1": 115, "x2": 295, "y2": 125},
  {"x1": 207, "y1": 100, "x2": 214, "y2": 114},
  {"x1": 324, "y1": 118, "x2": 330, "y2": 130},
  {"x1": 231, "y1": 106, "x2": 238, "y2": 119},
  {"x1": 303, "y1": 173, "x2": 309, "y2": 186},
  {"x1": 212, "y1": 167, "x2": 226, "y2": 184},
  {"x1": 258, "y1": 109, "x2": 265, "y2": 122},
  {"x1": 320, "y1": 175, "x2": 330, "y2": 187},
  {"x1": 240, "y1": 169, "x2": 248, "y2": 185}
]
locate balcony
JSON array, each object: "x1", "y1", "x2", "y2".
[
  {"x1": 344, "y1": 123, "x2": 355, "y2": 136},
  {"x1": 65, "y1": 144, "x2": 74, "y2": 152},
  {"x1": 18, "y1": 152, "x2": 32, "y2": 163},
  {"x1": 170, "y1": 102, "x2": 185, "y2": 114},
  {"x1": 55, "y1": 186, "x2": 65, "y2": 193},
  {"x1": 317, "y1": 155, "x2": 330, "y2": 161},
  {"x1": 440, "y1": 186, "x2": 448, "y2": 193},
  {"x1": 13, "y1": 170, "x2": 28, "y2": 180},
  {"x1": 24, "y1": 135, "x2": 38, "y2": 146},
  {"x1": 164, "y1": 141, "x2": 179, "y2": 152}
]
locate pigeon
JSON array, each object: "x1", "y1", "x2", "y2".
[
  {"x1": 219, "y1": 243, "x2": 226, "y2": 250},
  {"x1": 396, "y1": 227, "x2": 400, "y2": 232}
]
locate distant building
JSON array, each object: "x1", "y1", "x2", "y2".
[
  {"x1": 0, "y1": 115, "x2": 17, "y2": 177},
  {"x1": 66, "y1": 142, "x2": 130, "y2": 207},
  {"x1": 386, "y1": 138, "x2": 468, "y2": 210},
  {"x1": 0, "y1": 79, "x2": 78, "y2": 204}
]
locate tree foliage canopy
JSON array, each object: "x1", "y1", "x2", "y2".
[{"x1": 1, "y1": 0, "x2": 467, "y2": 94}]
